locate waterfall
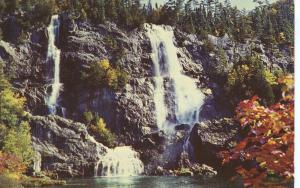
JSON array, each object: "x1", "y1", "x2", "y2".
[
  {"x1": 145, "y1": 24, "x2": 205, "y2": 132},
  {"x1": 94, "y1": 146, "x2": 144, "y2": 177},
  {"x1": 46, "y1": 15, "x2": 62, "y2": 114}
]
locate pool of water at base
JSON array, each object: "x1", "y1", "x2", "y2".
[{"x1": 38, "y1": 176, "x2": 244, "y2": 188}]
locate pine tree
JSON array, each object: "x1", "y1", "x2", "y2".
[
  {"x1": 105, "y1": 0, "x2": 118, "y2": 21},
  {"x1": 5, "y1": 0, "x2": 19, "y2": 12},
  {"x1": 147, "y1": 0, "x2": 152, "y2": 15},
  {"x1": 0, "y1": 0, "x2": 6, "y2": 14}
]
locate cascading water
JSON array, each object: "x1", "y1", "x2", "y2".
[
  {"x1": 94, "y1": 146, "x2": 144, "y2": 177},
  {"x1": 145, "y1": 24, "x2": 205, "y2": 132},
  {"x1": 46, "y1": 15, "x2": 62, "y2": 114}
]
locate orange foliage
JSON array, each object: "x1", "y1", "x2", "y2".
[
  {"x1": 219, "y1": 75, "x2": 294, "y2": 187},
  {"x1": 0, "y1": 152, "x2": 26, "y2": 175}
]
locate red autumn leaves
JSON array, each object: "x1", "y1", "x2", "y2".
[{"x1": 219, "y1": 75, "x2": 294, "y2": 187}]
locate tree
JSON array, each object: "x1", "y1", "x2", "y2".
[
  {"x1": 0, "y1": 89, "x2": 25, "y2": 127},
  {"x1": 107, "y1": 0, "x2": 118, "y2": 21},
  {"x1": 83, "y1": 111, "x2": 93, "y2": 125},
  {"x1": 32, "y1": 0, "x2": 55, "y2": 24},
  {"x1": 83, "y1": 59, "x2": 128, "y2": 91},
  {"x1": 5, "y1": 0, "x2": 19, "y2": 12},
  {"x1": 0, "y1": 63, "x2": 33, "y2": 174},
  {"x1": 219, "y1": 75, "x2": 294, "y2": 187},
  {"x1": 0, "y1": 0, "x2": 6, "y2": 14},
  {"x1": 146, "y1": 0, "x2": 152, "y2": 15},
  {"x1": 90, "y1": 118, "x2": 116, "y2": 148},
  {"x1": 21, "y1": 0, "x2": 35, "y2": 12},
  {"x1": 0, "y1": 152, "x2": 26, "y2": 175},
  {"x1": 3, "y1": 121, "x2": 34, "y2": 166},
  {"x1": 0, "y1": 63, "x2": 25, "y2": 127}
]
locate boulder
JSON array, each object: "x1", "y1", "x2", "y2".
[
  {"x1": 175, "y1": 124, "x2": 191, "y2": 131},
  {"x1": 189, "y1": 118, "x2": 240, "y2": 167},
  {"x1": 30, "y1": 115, "x2": 107, "y2": 178}
]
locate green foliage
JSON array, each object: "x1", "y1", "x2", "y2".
[
  {"x1": 0, "y1": 64, "x2": 34, "y2": 175},
  {"x1": 3, "y1": 121, "x2": 34, "y2": 166},
  {"x1": 0, "y1": 0, "x2": 293, "y2": 46},
  {"x1": 82, "y1": 111, "x2": 116, "y2": 148},
  {"x1": 0, "y1": 65, "x2": 25, "y2": 127},
  {"x1": 104, "y1": 36, "x2": 118, "y2": 50},
  {"x1": 83, "y1": 111, "x2": 93, "y2": 125},
  {"x1": 0, "y1": 89, "x2": 25, "y2": 127},
  {"x1": 0, "y1": 0, "x2": 55, "y2": 43},
  {"x1": 90, "y1": 118, "x2": 116, "y2": 148},
  {"x1": 82, "y1": 59, "x2": 128, "y2": 91},
  {"x1": 210, "y1": 51, "x2": 281, "y2": 109},
  {"x1": 0, "y1": 124, "x2": 7, "y2": 147},
  {"x1": 32, "y1": 0, "x2": 55, "y2": 24},
  {"x1": 227, "y1": 53, "x2": 276, "y2": 106},
  {"x1": 0, "y1": 0, "x2": 6, "y2": 14},
  {"x1": 5, "y1": 0, "x2": 19, "y2": 12}
]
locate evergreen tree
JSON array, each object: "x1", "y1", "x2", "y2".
[
  {"x1": 5, "y1": 0, "x2": 19, "y2": 12},
  {"x1": 0, "y1": 0, "x2": 6, "y2": 14}
]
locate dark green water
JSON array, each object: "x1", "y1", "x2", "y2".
[{"x1": 42, "y1": 176, "x2": 243, "y2": 188}]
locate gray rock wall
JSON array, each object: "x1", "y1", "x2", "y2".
[{"x1": 30, "y1": 115, "x2": 107, "y2": 177}]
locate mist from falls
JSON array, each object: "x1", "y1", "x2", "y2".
[
  {"x1": 145, "y1": 24, "x2": 205, "y2": 132},
  {"x1": 46, "y1": 15, "x2": 62, "y2": 114},
  {"x1": 94, "y1": 146, "x2": 144, "y2": 177}
]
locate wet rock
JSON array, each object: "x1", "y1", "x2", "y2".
[
  {"x1": 142, "y1": 130, "x2": 166, "y2": 148},
  {"x1": 0, "y1": 13, "x2": 293, "y2": 177},
  {"x1": 192, "y1": 164, "x2": 217, "y2": 177},
  {"x1": 175, "y1": 124, "x2": 191, "y2": 131},
  {"x1": 177, "y1": 169, "x2": 194, "y2": 176},
  {"x1": 142, "y1": 138, "x2": 156, "y2": 148},
  {"x1": 156, "y1": 166, "x2": 164, "y2": 175},
  {"x1": 189, "y1": 118, "x2": 240, "y2": 168},
  {"x1": 178, "y1": 152, "x2": 192, "y2": 169},
  {"x1": 175, "y1": 131, "x2": 186, "y2": 141}
]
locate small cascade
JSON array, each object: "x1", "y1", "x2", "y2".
[
  {"x1": 145, "y1": 24, "x2": 205, "y2": 132},
  {"x1": 46, "y1": 15, "x2": 62, "y2": 114},
  {"x1": 183, "y1": 136, "x2": 194, "y2": 159},
  {"x1": 94, "y1": 146, "x2": 144, "y2": 177}
]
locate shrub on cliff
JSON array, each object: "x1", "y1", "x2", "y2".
[
  {"x1": 82, "y1": 111, "x2": 116, "y2": 148},
  {"x1": 90, "y1": 118, "x2": 116, "y2": 148},
  {"x1": 211, "y1": 51, "x2": 280, "y2": 109},
  {"x1": 83, "y1": 111, "x2": 93, "y2": 125},
  {"x1": 82, "y1": 59, "x2": 128, "y2": 91}
]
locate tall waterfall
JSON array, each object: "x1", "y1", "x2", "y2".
[
  {"x1": 94, "y1": 146, "x2": 144, "y2": 177},
  {"x1": 146, "y1": 24, "x2": 205, "y2": 132},
  {"x1": 46, "y1": 15, "x2": 62, "y2": 114}
]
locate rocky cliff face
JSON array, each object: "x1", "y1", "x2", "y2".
[
  {"x1": 58, "y1": 15, "x2": 210, "y2": 146},
  {"x1": 189, "y1": 118, "x2": 240, "y2": 168},
  {"x1": 0, "y1": 27, "x2": 49, "y2": 114},
  {"x1": 0, "y1": 14, "x2": 293, "y2": 177},
  {"x1": 30, "y1": 115, "x2": 107, "y2": 177}
]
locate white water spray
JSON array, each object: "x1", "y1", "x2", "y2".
[
  {"x1": 94, "y1": 146, "x2": 144, "y2": 177},
  {"x1": 46, "y1": 15, "x2": 62, "y2": 114},
  {"x1": 146, "y1": 24, "x2": 205, "y2": 132}
]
